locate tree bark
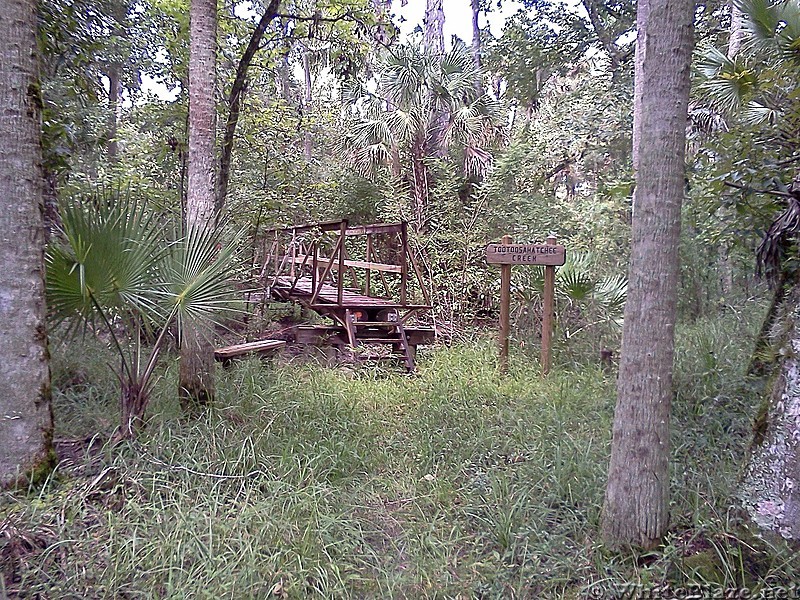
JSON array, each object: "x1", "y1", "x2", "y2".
[
  {"x1": 424, "y1": 0, "x2": 448, "y2": 158},
  {"x1": 602, "y1": 0, "x2": 694, "y2": 550},
  {"x1": 742, "y1": 284, "x2": 800, "y2": 541},
  {"x1": 630, "y1": 0, "x2": 649, "y2": 178},
  {"x1": 0, "y1": 0, "x2": 54, "y2": 488},
  {"x1": 180, "y1": 0, "x2": 217, "y2": 407},
  {"x1": 728, "y1": 0, "x2": 745, "y2": 59},
  {"x1": 107, "y1": 64, "x2": 121, "y2": 163},
  {"x1": 424, "y1": 0, "x2": 445, "y2": 56},
  {"x1": 470, "y1": 0, "x2": 481, "y2": 68},
  {"x1": 302, "y1": 49, "x2": 313, "y2": 161},
  {"x1": 742, "y1": 176, "x2": 800, "y2": 541}
]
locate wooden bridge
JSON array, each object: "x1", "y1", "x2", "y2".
[{"x1": 257, "y1": 220, "x2": 434, "y2": 371}]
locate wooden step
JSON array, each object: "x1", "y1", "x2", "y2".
[
  {"x1": 358, "y1": 337, "x2": 403, "y2": 344},
  {"x1": 214, "y1": 339, "x2": 286, "y2": 361}
]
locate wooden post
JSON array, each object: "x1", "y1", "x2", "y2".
[
  {"x1": 290, "y1": 228, "x2": 296, "y2": 278},
  {"x1": 400, "y1": 221, "x2": 408, "y2": 306},
  {"x1": 311, "y1": 240, "x2": 318, "y2": 296},
  {"x1": 365, "y1": 233, "x2": 372, "y2": 297},
  {"x1": 541, "y1": 234, "x2": 556, "y2": 376},
  {"x1": 499, "y1": 234, "x2": 512, "y2": 373},
  {"x1": 337, "y1": 221, "x2": 347, "y2": 306},
  {"x1": 273, "y1": 231, "x2": 279, "y2": 276}
]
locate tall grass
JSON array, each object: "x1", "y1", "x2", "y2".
[{"x1": 2, "y1": 296, "x2": 798, "y2": 598}]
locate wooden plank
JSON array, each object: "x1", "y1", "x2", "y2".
[
  {"x1": 264, "y1": 220, "x2": 345, "y2": 234},
  {"x1": 486, "y1": 243, "x2": 566, "y2": 266},
  {"x1": 343, "y1": 223, "x2": 404, "y2": 236},
  {"x1": 281, "y1": 254, "x2": 402, "y2": 274},
  {"x1": 273, "y1": 276, "x2": 430, "y2": 309},
  {"x1": 214, "y1": 339, "x2": 286, "y2": 360}
]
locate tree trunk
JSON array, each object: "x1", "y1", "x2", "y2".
[
  {"x1": 728, "y1": 0, "x2": 745, "y2": 59},
  {"x1": 470, "y1": 0, "x2": 481, "y2": 68},
  {"x1": 602, "y1": 0, "x2": 694, "y2": 550},
  {"x1": 424, "y1": 0, "x2": 448, "y2": 158},
  {"x1": 410, "y1": 139, "x2": 429, "y2": 233},
  {"x1": 107, "y1": 64, "x2": 121, "y2": 163},
  {"x1": 424, "y1": 0, "x2": 445, "y2": 56},
  {"x1": 302, "y1": 49, "x2": 313, "y2": 161},
  {"x1": 216, "y1": 0, "x2": 281, "y2": 213},
  {"x1": 742, "y1": 278, "x2": 800, "y2": 540},
  {"x1": 106, "y1": 0, "x2": 127, "y2": 165},
  {"x1": 0, "y1": 0, "x2": 54, "y2": 488},
  {"x1": 742, "y1": 177, "x2": 800, "y2": 541},
  {"x1": 180, "y1": 0, "x2": 217, "y2": 407}
]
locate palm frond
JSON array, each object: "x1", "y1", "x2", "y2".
[
  {"x1": 593, "y1": 274, "x2": 628, "y2": 316},
  {"x1": 697, "y1": 46, "x2": 757, "y2": 113},
  {"x1": 46, "y1": 193, "x2": 167, "y2": 328},
  {"x1": 743, "y1": 98, "x2": 782, "y2": 124},
  {"x1": 556, "y1": 253, "x2": 595, "y2": 302},
  {"x1": 163, "y1": 225, "x2": 240, "y2": 326}
]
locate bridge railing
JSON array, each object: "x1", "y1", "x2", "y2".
[{"x1": 258, "y1": 220, "x2": 431, "y2": 309}]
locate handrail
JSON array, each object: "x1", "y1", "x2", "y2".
[{"x1": 260, "y1": 219, "x2": 430, "y2": 309}]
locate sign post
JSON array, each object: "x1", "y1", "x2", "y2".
[
  {"x1": 486, "y1": 235, "x2": 565, "y2": 375},
  {"x1": 499, "y1": 235, "x2": 512, "y2": 372},
  {"x1": 541, "y1": 235, "x2": 557, "y2": 375}
]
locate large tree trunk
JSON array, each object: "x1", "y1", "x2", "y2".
[
  {"x1": 742, "y1": 176, "x2": 800, "y2": 541},
  {"x1": 0, "y1": 0, "x2": 54, "y2": 488},
  {"x1": 180, "y1": 0, "x2": 217, "y2": 407},
  {"x1": 602, "y1": 0, "x2": 694, "y2": 550},
  {"x1": 742, "y1": 278, "x2": 800, "y2": 541}
]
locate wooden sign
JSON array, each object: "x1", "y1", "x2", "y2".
[
  {"x1": 486, "y1": 243, "x2": 566, "y2": 266},
  {"x1": 488, "y1": 235, "x2": 564, "y2": 376}
]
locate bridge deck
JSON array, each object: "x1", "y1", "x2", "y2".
[{"x1": 272, "y1": 276, "x2": 427, "y2": 309}]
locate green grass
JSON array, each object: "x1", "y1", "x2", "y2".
[{"x1": 2, "y1": 298, "x2": 799, "y2": 598}]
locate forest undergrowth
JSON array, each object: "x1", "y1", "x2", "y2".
[{"x1": 2, "y1": 295, "x2": 799, "y2": 599}]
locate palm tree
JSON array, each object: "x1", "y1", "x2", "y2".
[
  {"x1": 182, "y1": 0, "x2": 218, "y2": 407},
  {"x1": 338, "y1": 41, "x2": 506, "y2": 231},
  {"x1": 0, "y1": 0, "x2": 54, "y2": 487},
  {"x1": 46, "y1": 193, "x2": 238, "y2": 439}
]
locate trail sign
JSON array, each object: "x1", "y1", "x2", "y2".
[
  {"x1": 487, "y1": 235, "x2": 565, "y2": 376},
  {"x1": 486, "y1": 243, "x2": 566, "y2": 266}
]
